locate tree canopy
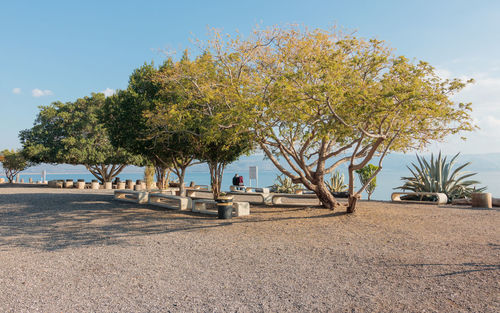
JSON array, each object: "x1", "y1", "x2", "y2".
[
  {"x1": 151, "y1": 51, "x2": 253, "y2": 198},
  {"x1": 1, "y1": 149, "x2": 29, "y2": 183},
  {"x1": 20, "y1": 93, "x2": 142, "y2": 182},
  {"x1": 200, "y1": 26, "x2": 475, "y2": 212},
  {"x1": 105, "y1": 53, "x2": 253, "y2": 198}
]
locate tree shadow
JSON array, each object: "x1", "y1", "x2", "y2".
[
  {"x1": 0, "y1": 183, "x2": 49, "y2": 188},
  {"x1": 0, "y1": 192, "x2": 231, "y2": 251},
  {"x1": 395, "y1": 262, "x2": 500, "y2": 277},
  {"x1": 0, "y1": 191, "x2": 347, "y2": 252}
]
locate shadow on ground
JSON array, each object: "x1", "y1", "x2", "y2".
[{"x1": 0, "y1": 191, "x2": 345, "y2": 251}]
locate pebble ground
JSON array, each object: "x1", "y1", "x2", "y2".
[{"x1": 0, "y1": 186, "x2": 498, "y2": 312}]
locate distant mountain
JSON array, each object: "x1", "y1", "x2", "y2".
[{"x1": 12, "y1": 152, "x2": 500, "y2": 175}]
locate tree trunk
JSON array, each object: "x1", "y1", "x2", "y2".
[
  {"x1": 346, "y1": 194, "x2": 360, "y2": 213},
  {"x1": 315, "y1": 181, "x2": 339, "y2": 210},
  {"x1": 177, "y1": 167, "x2": 186, "y2": 197},
  {"x1": 155, "y1": 166, "x2": 170, "y2": 189},
  {"x1": 208, "y1": 161, "x2": 225, "y2": 200},
  {"x1": 86, "y1": 164, "x2": 126, "y2": 183},
  {"x1": 5, "y1": 169, "x2": 17, "y2": 183}
]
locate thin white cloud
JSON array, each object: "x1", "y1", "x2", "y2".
[
  {"x1": 32, "y1": 88, "x2": 53, "y2": 97},
  {"x1": 12, "y1": 87, "x2": 21, "y2": 94},
  {"x1": 427, "y1": 68, "x2": 500, "y2": 154},
  {"x1": 435, "y1": 68, "x2": 452, "y2": 80},
  {"x1": 102, "y1": 88, "x2": 115, "y2": 97}
]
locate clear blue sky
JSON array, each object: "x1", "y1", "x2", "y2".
[{"x1": 1, "y1": 0, "x2": 500, "y2": 153}]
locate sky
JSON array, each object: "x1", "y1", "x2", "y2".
[{"x1": 1, "y1": 0, "x2": 500, "y2": 154}]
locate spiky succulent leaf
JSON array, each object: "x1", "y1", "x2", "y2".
[{"x1": 395, "y1": 152, "x2": 486, "y2": 201}]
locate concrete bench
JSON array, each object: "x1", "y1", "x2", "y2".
[
  {"x1": 230, "y1": 185, "x2": 246, "y2": 191},
  {"x1": 191, "y1": 199, "x2": 250, "y2": 217},
  {"x1": 230, "y1": 185, "x2": 270, "y2": 193},
  {"x1": 244, "y1": 187, "x2": 270, "y2": 193},
  {"x1": 148, "y1": 193, "x2": 191, "y2": 210},
  {"x1": 186, "y1": 189, "x2": 213, "y2": 199},
  {"x1": 271, "y1": 193, "x2": 321, "y2": 205},
  {"x1": 228, "y1": 191, "x2": 272, "y2": 205},
  {"x1": 391, "y1": 192, "x2": 448, "y2": 205},
  {"x1": 114, "y1": 190, "x2": 149, "y2": 204}
]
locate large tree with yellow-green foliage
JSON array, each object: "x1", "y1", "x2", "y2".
[
  {"x1": 202, "y1": 26, "x2": 476, "y2": 212},
  {"x1": 20, "y1": 93, "x2": 142, "y2": 183}
]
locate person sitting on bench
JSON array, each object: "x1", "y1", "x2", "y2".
[{"x1": 233, "y1": 174, "x2": 244, "y2": 190}]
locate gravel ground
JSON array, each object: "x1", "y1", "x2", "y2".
[{"x1": 0, "y1": 185, "x2": 498, "y2": 312}]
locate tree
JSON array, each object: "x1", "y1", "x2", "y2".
[
  {"x1": 20, "y1": 93, "x2": 142, "y2": 183},
  {"x1": 152, "y1": 52, "x2": 253, "y2": 199},
  {"x1": 1, "y1": 149, "x2": 29, "y2": 183},
  {"x1": 204, "y1": 26, "x2": 475, "y2": 212},
  {"x1": 103, "y1": 62, "x2": 195, "y2": 196},
  {"x1": 105, "y1": 53, "x2": 253, "y2": 198},
  {"x1": 356, "y1": 164, "x2": 379, "y2": 200}
]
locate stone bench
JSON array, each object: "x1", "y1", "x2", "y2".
[
  {"x1": 271, "y1": 193, "x2": 321, "y2": 205},
  {"x1": 186, "y1": 189, "x2": 213, "y2": 199},
  {"x1": 244, "y1": 187, "x2": 270, "y2": 193},
  {"x1": 114, "y1": 190, "x2": 149, "y2": 204},
  {"x1": 229, "y1": 185, "x2": 246, "y2": 191},
  {"x1": 230, "y1": 185, "x2": 270, "y2": 193},
  {"x1": 148, "y1": 193, "x2": 191, "y2": 210},
  {"x1": 228, "y1": 191, "x2": 272, "y2": 205},
  {"x1": 391, "y1": 192, "x2": 448, "y2": 205},
  {"x1": 191, "y1": 199, "x2": 250, "y2": 217}
]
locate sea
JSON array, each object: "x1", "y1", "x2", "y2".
[{"x1": 3, "y1": 153, "x2": 500, "y2": 201}]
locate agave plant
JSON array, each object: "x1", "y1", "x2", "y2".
[
  {"x1": 396, "y1": 152, "x2": 486, "y2": 201},
  {"x1": 271, "y1": 174, "x2": 300, "y2": 194},
  {"x1": 326, "y1": 171, "x2": 347, "y2": 193}
]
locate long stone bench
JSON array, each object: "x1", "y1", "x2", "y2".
[
  {"x1": 271, "y1": 193, "x2": 321, "y2": 206},
  {"x1": 391, "y1": 192, "x2": 448, "y2": 205},
  {"x1": 191, "y1": 199, "x2": 250, "y2": 217},
  {"x1": 229, "y1": 185, "x2": 270, "y2": 193},
  {"x1": 228, "y1": 191, "x2": 273, "y2": 205},
  {"x1": 186, "y1": 189, "x2": 214, "y2": 199},
  {"x1": 245, "y1": 187, "x2": 270, "y2": 193},
  {"x1": 148, "y1": 193, "x2": 191, "y2": 210},
  {"x1": 114, "y1": 190, "x2": 149, "y2": 204}
]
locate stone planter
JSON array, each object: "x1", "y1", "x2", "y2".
[
  {"x1": 103, "y1": 182, "x2": 112, "y2": 190},
  {"x1": 116, "y1": 181, "x2": 126, "y2": 190},
  {"x1": 64, "y1": 179, "x2": 74, "y2": 188},
  {"x1": 126, "y1": 180, "x2": 135, "y2": 190},
  {"x1": 471, "y1": 192, "x2": 492, "y2": 209},
  {"x1": 76, "y1": 181, "x2": 86, "y2": 189},
  {"x1": 91, "y1": 180, "x2": 100, "y2": 190},
  {"x1": 134, "y1": 180, "x2": 146, "y2": 190}
]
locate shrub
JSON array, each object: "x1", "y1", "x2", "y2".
[
  {"x1": 326, "y1": 171, "x2": 347, "y2": 193},
  {"x1": 271, "y1": 174, "x2": 300, "y2": 194},
  {"x1": 355, "y1": 164, "x2": 379, "y2": 200},
  {"x1": 396, "y1": 152, "x2": 486, "y2": 201}
]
